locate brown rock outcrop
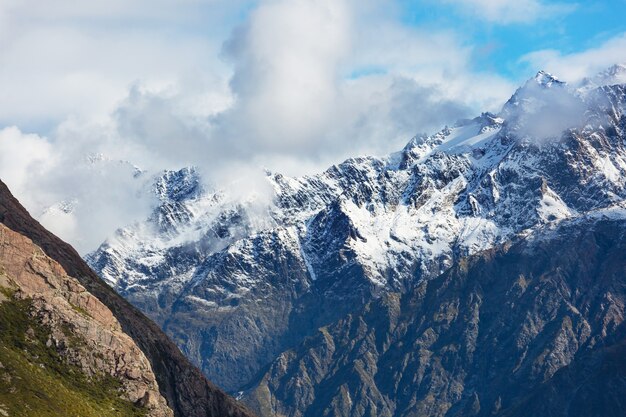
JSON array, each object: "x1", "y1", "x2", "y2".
[
  {"x1": 0, "y1": 222, "x2": 173, "y2": 416},
  {"x1": 0, "y1": 179, "x2": 256, "y2": 417}
]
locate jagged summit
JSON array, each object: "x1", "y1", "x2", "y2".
[
  {"x1": 495, "y1": 66, "x2": 625, "y2": 140},
  {"x1": 534, "y1": 70, "x2": 566, "y2": 87},
  {"x1": 604, "y1": 62, "x2": 626, "y2": 76},
  {"x1": 154, "y1": 166, "x2": 203, "y2": 203},
  {"x1": 579, "y1": 63, "x2": 626, "y2": 92},
  {"x1": 86, "y1": 65, "x2": 626, "y2": 400}
]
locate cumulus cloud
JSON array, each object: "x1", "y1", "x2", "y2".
[
  {"x1": 0, "y1": 0, "x2": 519, "y2": 253},
  {"x1": 439, "y1": 0, "x2": 575, "y2": 24},
  {"x1": 520, "y1": 33, "x2": 626, "y2": 82},
  {"x1": 0, "y1": 127, "x2": 54, "y2": 201},
  {"x1": 213, "y1": 0, "x2": 513, "y2": 165},
  {"x1": 0, "y1": 0, "x2": 236, "y2": 129},
  {"x1": 0, "y1": 125, "x2": 155, "y2": 252},
  {"x1": 219, "y1": 0, "x2": 351, "y2": 152}
]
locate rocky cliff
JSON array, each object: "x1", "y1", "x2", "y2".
[
  {"x1": 244, "y1": 214, "x2": 626, "y2": 417},
  {"x1": 0, "y1": 180, "x2": 255, "y2": 417},
  {"x1": 0, "y1": 221, "x2": 172, "y2": 416}
]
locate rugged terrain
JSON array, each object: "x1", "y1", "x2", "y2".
[
  {"x1": 87, "y1": 65, "x2": 626, "y2": 415},
  {"x1": 244, "y1": 214, "x2": 626, "y2": 417},
  {"x1": 0, "y1": 221, "x2": 172, "y2": 416},
  {"x1": 0, "y1": 180, "x2": 255, "y2": 417}
]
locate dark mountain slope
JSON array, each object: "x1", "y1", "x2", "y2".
[
  {"x1": 500, "y1": 331, "x2": 626, "y2": 417},
  {"x1": 244, "y1": 215, "x2": 626, "y2": 417},
  {"x1": 87, "y1": 70, "x2": 626, "y2": 395},
  {"x1": 0, "y1": 179, "x2": 255, "y2": 417}
]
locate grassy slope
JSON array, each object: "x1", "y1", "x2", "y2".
[{"x1": 0, "y1": 289, "x2": 146, "y2": 417}]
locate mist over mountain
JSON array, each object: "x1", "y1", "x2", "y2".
[
  {"x1": 5, "y1": 2, "x2": 626, "y2": 258},
  {"x1": 85, "y1": 66, "x2": 626, "y2": 416},
  {"x1": 3, "y1": 1, "x2": 626, "y2": 416}
]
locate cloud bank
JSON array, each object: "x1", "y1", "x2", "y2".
[
  {"x1": 521, "y1": 33, "x2": 626, "y2": 82},
  {"x1": 1, "y1": 0, "x2": 620, "y2": 254}
]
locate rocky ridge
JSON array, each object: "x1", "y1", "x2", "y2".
[
  {"x1": 87, "y1": 66, "x2": 626, "y2": 414},
  {"x1": 244, "y1": 213, "x2": 626, "y2": 416}
]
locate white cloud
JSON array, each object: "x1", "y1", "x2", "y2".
[
  {"x1": 501, "y1": 79, "x2": 588, "y2": 140},
  {"x1": 0, "y1": 125, "x2": 156, "y2": 252},
  {"x1": 219, "y1": 0, "x2": 352, "y2": 152},
  {"x1": 520, "y1": 33, "x2": 626, "y2": 82},
  {"x1": 0, "y1": 0, "x2": 518, "y2": 253},
  {"x1": 214, "y1": 0, "x2": 514, "y2": 165},
  {"x1": 0, "y1": 0, "x2": 238, "y2": 129},
  {"x1": 0, "y1": 127, "x2": 54, "y2": 202},
  {"x1": 440, "y1": 0, "x2": 575, "y2": 24}
]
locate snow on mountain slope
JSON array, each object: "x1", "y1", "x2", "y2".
[
  {"x1": 86, "y1": 66, "x2": 626, "y2": 391},
  {"x1": 244, "y1": 212, "x2": 626, "y2": 417}
]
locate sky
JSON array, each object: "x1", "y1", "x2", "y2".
[{"x1": 1, "y1": 0, "x2": 626, "y2": 253}]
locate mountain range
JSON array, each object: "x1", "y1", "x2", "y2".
[{"x1": 83, "y1": 64, "x2": 626, "y2": 416}]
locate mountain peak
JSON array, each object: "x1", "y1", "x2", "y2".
[
  {"x1": 533, "y1": 70, "x2": 565, "y2": 88},
  {"x1": 85, "y1": 64, "x2": 626, "y2": 417},
  {"x1": 594, "y1": 63, "x2": 626, "y2": 85},
  {"x1": 578, "y1": 64, "x2": 626, "y2": 92},
  {"x1": 154, "y1": 166, "x2": 203, "y2": 203},
  {"x1": 606, "y1": 63, "x2": 626, "y2": 75}
]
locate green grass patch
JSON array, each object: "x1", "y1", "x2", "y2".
[
  {"x1": 0, "y1": 293, "x2": 147, "y2": 417},
  {"x1": 0, "y1": 286, "x2": 15, "y2": 300},
  {"x1": 68, "y1": 301, "x2": 92, "y2": 319}
]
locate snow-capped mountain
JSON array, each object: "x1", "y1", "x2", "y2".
[
  {"x1": 87, "y1": 66, "x2": 626, "y2": 397},
  {"x1": 244, "y1": 212, "x2": 626, "y2": 417}
]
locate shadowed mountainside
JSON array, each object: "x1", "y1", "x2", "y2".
[{"x1": 243, "y1": 216, "x2": 626, "y2": 417}]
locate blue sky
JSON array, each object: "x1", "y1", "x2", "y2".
[
  {"x1": 1, "y1": 0, "x2": 625, "y2": 133},
  {"x1": 400, "y1": 0, "x2": 626, "y2": 78},
  {"x1": 1, "y1": 0, "x2": 626, "y2": 251}
]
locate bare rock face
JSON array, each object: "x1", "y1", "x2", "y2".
[
  {"x1": 0, "y1": 179, "x2": 256, "y2": 417},
  {"x1": 243, "y1": 217, "x2": 626, "y2": 417},
  {"x1": 0, "y1": 222, "x2": 173, "y2": 416}
]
